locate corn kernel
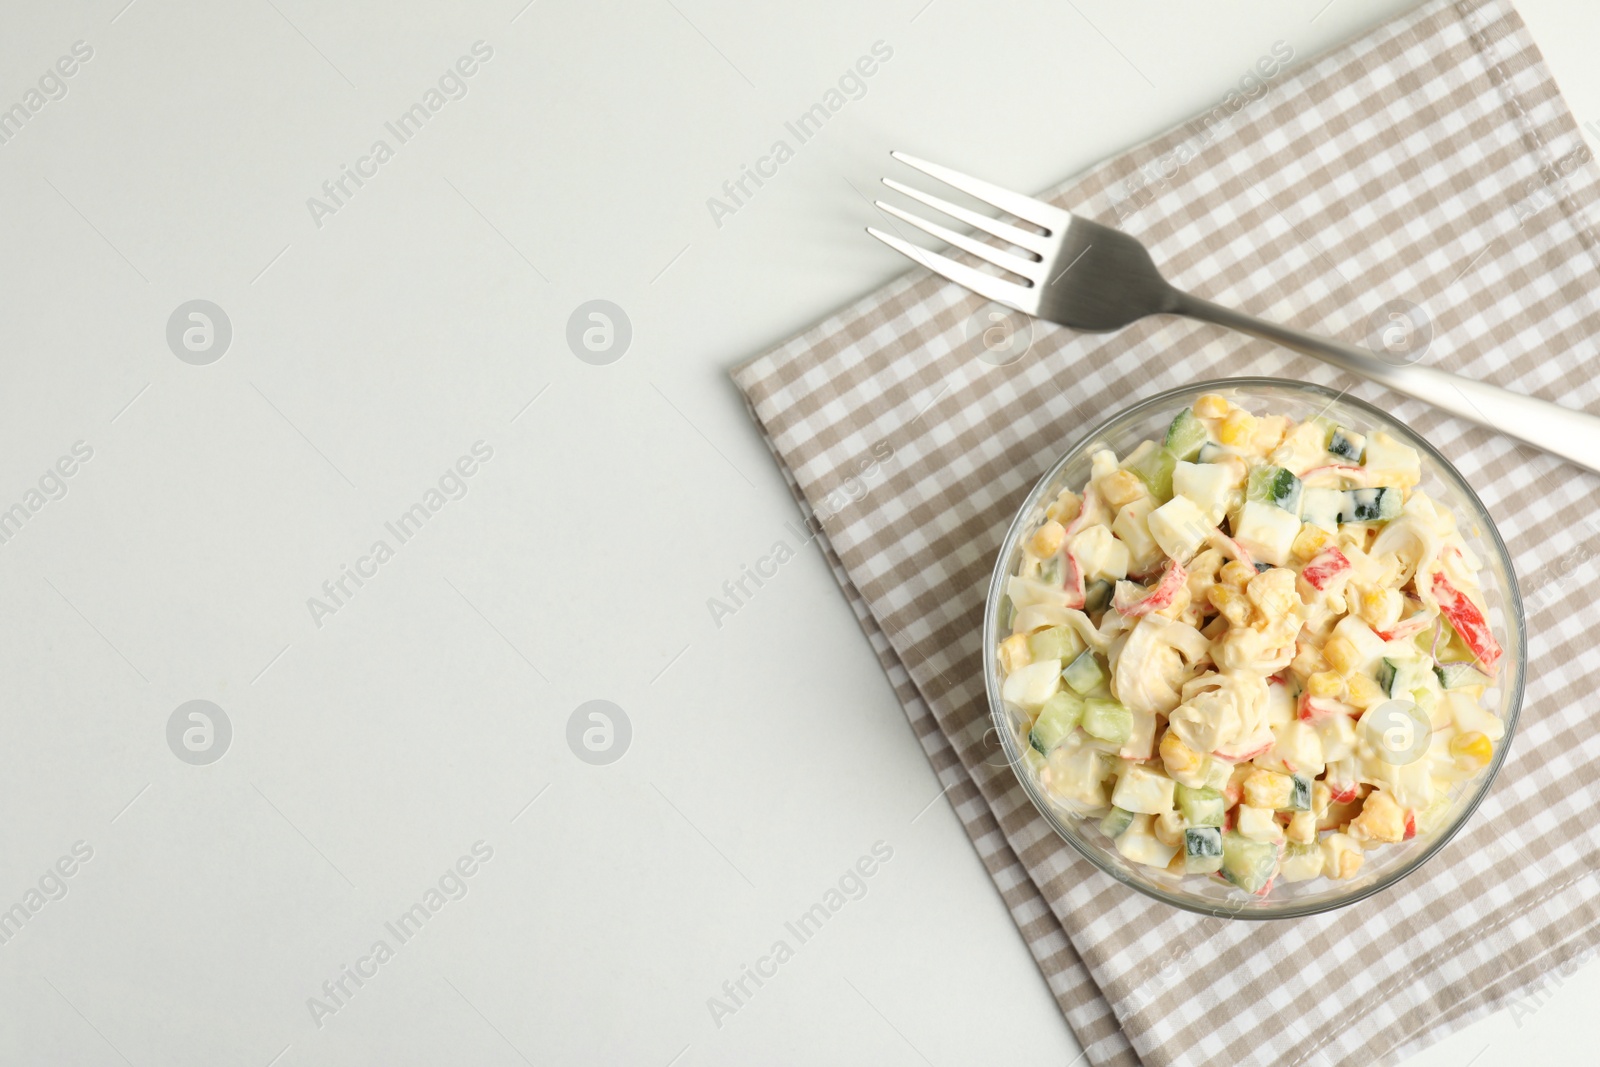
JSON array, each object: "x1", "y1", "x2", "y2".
[
  {"x1": 1029, "y1": 520, "x2": 1067, "y2": 559},
  {"x1": 1354, "y1": 586, "x2": 1402, "y2": 631},
  {"x1": 1153, "y1": 811, "x2": 1184, "y2": 848},
  {"x1": 999, "y1": 634, "x2": 1032, "y2": 673},
  {"x1": 1098, "y1": 469, "x2": 1146, "y2": 509},
  {"x1": 1291, "y1": 523, "x2": 1330, "y2": 562},
  {"x1": 1323, "y1": 634, "x2": 1359, "y2": 676},
  {"x1": 1450, "y1": 730, "x2": 1493, "y2": 768},
  {"x1": 1218, "y1": 409, "x2": 1257, "y2": 446},
  {"x1": 1346, "y1": 672, "x2": 1385, "y2": 709},
  {"x1": 1219, "y1": 560, "x2": 1255, "y2": 589},
  {"x1": 1207, "y1": 584, "x2": 1251, "y2": 627},
  {"x1": 1193, "y1": 393, "x2": 1230, "y2": 419},
  {"x1": 1286, "y1": 810, "x2": 1317, "y2": 845},
  {"x1": 1307, "y1": 671, "x2": 1342, "y2": 698}
]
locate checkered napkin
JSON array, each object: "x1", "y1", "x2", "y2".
[{"x1": 731, "y1": 1, "x2": 1600, "y2": 1064}]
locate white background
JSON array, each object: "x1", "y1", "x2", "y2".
[{"x1": 0, "y1": 0, "x2": 1595, "y2": 1064}]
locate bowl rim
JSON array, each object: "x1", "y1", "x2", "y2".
[{"x1": 982, "y1": 375, "x2": 1526, "y2": 920}]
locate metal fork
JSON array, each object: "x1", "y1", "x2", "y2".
[{"x1": 867, "y1": 151, "x2": 1600, "y2": 475}]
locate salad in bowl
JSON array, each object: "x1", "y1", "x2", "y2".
[{"x1": 985, "y1": 379, "x2": 1522, "y2": 916}]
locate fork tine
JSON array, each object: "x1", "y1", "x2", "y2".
[
  {"x1": 881, "y1": 178, "x2": 1051, "y2": 257},
  {"x1": 890, "y1": 151, "x2": 1070, "y2": 234},
  {"x1": 866, "y1": 226, "x2": 1037, "y2": 314},
  {"x1": 873, "y1": 200, "x2": 1041, "y2": 282}
]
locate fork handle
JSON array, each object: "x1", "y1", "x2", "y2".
[{"x1": 1171, "y1": 291, "x2": 1600, "y2": 476}]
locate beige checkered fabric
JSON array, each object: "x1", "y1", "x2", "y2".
[{"x1": 732, "y1": 1, "x2": 1600, "y2": 1064}]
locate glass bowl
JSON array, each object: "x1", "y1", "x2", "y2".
[{"x1": 982, "y1": 378, "x2": 1525, "y2": 919}]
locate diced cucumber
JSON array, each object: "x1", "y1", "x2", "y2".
[
  {"x1": 1196, "y1": 442, "x2": 1225, "y2": 463},
  {"x1": 1246, "y1": 465, "x2": 1303, "y2": 513},
  {"x1": 1029, "y1": 691, "x2": 1084, "y2": 754},
  {"x1": 1338, "y1": 487, "x2": 1402, "y2": 523},
  {"x1": 1287, "y1": 774, "x2": 1313, "y2": 812},
  {"x1": 1099, "y1": 806, "x2": 1136, "y2": 839},
  {"x1": 1164, "y1": 409, "x2": 1209, "y2": 461},
  {"x1": 1377, "y1": 658, "x2": 1399, "y2": 697},
  {"x1": 1327, "y1": 426, "x2": 1366, "y2": 463},
  {"x1": 1386, "y1": 657, "x2": 1442, "y2": 716},
  {"x1": 1435, "y1": 662, "x2": 1489, "y2": 689},
  {"x1": 1061, "y1": 649, "x2": 1106, "y2": 695},
  {"x1": 1022, "y1": 745, "x2": 1046, "y2": 775},
  {"x1": 1301, "y1": 487, "x2": 1343, "y2": 532},
  {"x1": 1037, "y1": 556, "x2": 1061, "y2": 585},
  {"x1": 1220, "y1": 832, "x2": 1278, "y2": 893},
  {"x1": 1128, "y1": 446, "x2": 1177, "y2": 502},
  {"x1": 1082, "y1": 697, "x2": 1133, "y2": 745},
  {"x1": 1028, "y1": 625, "x2": 1083, "y2": 664},
  {"x1": 1432, "y1": 616, "x2": 1476, "y2": 665},
  {"x1": 1084, "y1": 580, "x2": 1113, "y2": 613},
  {"x1": 1175, "y1": 784, "x2": 1226, "y2": 827},
  {"x1": 1183, "y1": 826, "x2": 1224, "y2": 874}
]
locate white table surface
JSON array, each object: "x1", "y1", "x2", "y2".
[{"x1": 0, "y1": 1, "x2": 1594, "y2": 1064}]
